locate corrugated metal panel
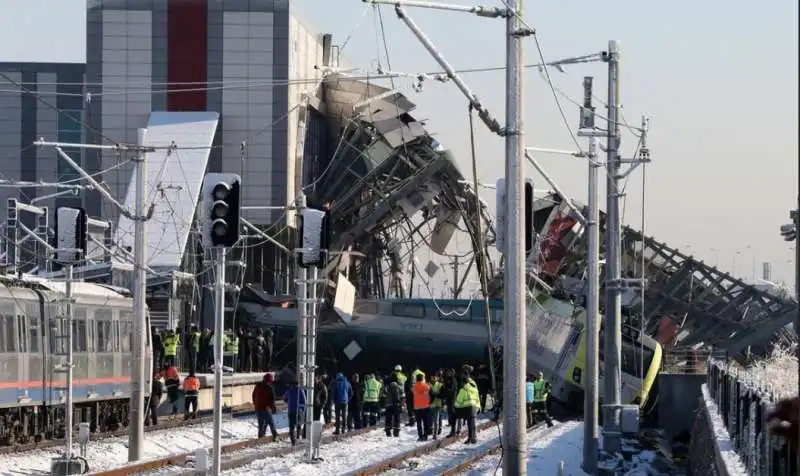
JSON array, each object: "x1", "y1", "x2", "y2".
[{"x1": 115, "y1": 111, "x2": 219, "y2": 269}]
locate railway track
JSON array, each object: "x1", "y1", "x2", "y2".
[
  {"x1": 0, "y1": 403, "x2": 259, "y2": 455},
  {"x1": 91, "y1": 420, "x2": 393, "y2": 475},
  {"x1": 352, "y1": 419, "x2": 506, "y2": 475}
]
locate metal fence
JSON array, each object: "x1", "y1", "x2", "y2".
[
  {"x1": 706, "y1": 359, "x2": 798, "y2": 475},
  {"x1": 662, "y1": 348, "x2": 729, "y2": 374}
]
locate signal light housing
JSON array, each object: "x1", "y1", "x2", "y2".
[
  {"x1": 53, "y1": 206, "x2": 88, "y2": 265},
  {"x1": 200, "y1": 173, "x2": 241, "y2": 248}
]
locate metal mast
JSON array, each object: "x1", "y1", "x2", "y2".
[
  {"x1": 503, "y1": 1, "x2": 527, "y2": 473},
  {"x1": 128, "y1": 128, "x2": 149, "y2": 462},
  {"x1": 602, "y1": 40, "x2": 624, "y2": 453},
  {"x1": 578, "y1": 76, "x2": 602, "y2": 473}
]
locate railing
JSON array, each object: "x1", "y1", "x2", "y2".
[
  {"x1": 661, "y1": 348, "x2": 728, "y2": 374},
  {"x1": 706, "y1": 359, "x2": 798, "y2": 475}
]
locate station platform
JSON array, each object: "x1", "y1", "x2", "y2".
[{"x1": 154, "y1": 372, "x2": 270, "y2": 416}]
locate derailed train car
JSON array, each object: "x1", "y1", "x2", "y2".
[{"x1": 0, "y1": 275, "x2": 152, "y2": 444}]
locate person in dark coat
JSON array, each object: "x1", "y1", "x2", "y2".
[
  {"x1": 283, "y1": 380, "x2": 306, "y2": 446},
  {"x1": 442, "y1": 368, "x2": 459, "y2": 434},
  {"x1": 475, "y1": 364, "x2": 491, "y2": 413},
  {"x1": 252, "y1": 373, "x2": 279, "y2": 440},
  {"x1": 330, "y1": 372, "x2": 353, "y2": 434},
  {"x1": 146, "y1": 370, "x2": 163, "y2": 426},
  {"x1": 383, "y1": 373, "x2": 405, "y2": 438},
  {"x1": 347, "y1": 373, "x2": 364, "y2": 431},
  {"x1": 250, "y1": 329, "x2": 266, "y2": 372},
  {"x1": 313, "y1": 375, "x2": 328, "y2": 422}
]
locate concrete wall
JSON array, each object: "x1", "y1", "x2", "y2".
[{"x1": 656, "y1": 373, "x2": 706, "y2": 439}]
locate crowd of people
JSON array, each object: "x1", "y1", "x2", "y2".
[
  {"x1": 151, "y1": 325, "x2": 275, "y2": 374},
  {"x1": 250, "y1": 363, "x2": 555, "y2": 446}
]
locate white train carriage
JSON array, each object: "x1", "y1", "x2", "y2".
[{"x1": 0, "y1": 275, "x2": 152, "y2": 444}]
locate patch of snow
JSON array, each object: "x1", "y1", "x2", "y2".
[
  {"x1": 701, "y1": 384, "x2": 749, "y2": 476},
  {"x1": 462, "y1": 420, "x2": 586, "y2": 475},
  {"x1": 381, "y1": 421, "x2": 506, "y2": 475},
  {"x1": 223, "y1": 418, "x2": 490, "y2": 475},
  {"x1": 0, "y1": 414, "x2": 284, "y2": 475},
  {"x1": 742, "y1": 345, "x2": 798, "y2": 399}
]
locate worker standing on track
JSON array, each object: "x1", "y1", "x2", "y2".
[
  {"x1": 283, "y1": 379, "x2": 307, "y2": 446},
  {"x1": 383, "y1": 373, "x2": 404, "y2": 438},
  {"x1": 429, "y1": 372, "x2": 444, "y2": 438},
  {"x1": 532, "y1": 371, "x2": 554, "y2": 427},
  {"x1": 331, "y1": 372, "x2": 353, "y2": 435},
  {"x1": 145, "y1": 369, "x2": 163, "y2": 426},
  {"x1": 160, "y1": 363, "x2": 180, "y2": 415},
  {"x1": 182, "y1": 371, "x2": 200, "y2": 420},
  {"x1": 252, "y1": 372, "x2": 280, "y2": 441},
  {"x1": 454, "y1": 367, "x2": 480, "y2": 444},
  {"x1": 348, "y1": 373, "x2": 364, "y2": 431},
  {"x1": 525, "y1": 373, "x2": 535, "y2": 427},
  {"x1": 411, "y1": 373, "x2": 432, "y2": 441},
  {"x1": 443, "y1": 368, "x2": 460, "y2": 436},
  {"x1": 362, "y1": 373, "x2": 382, "y2": 427},
  {"x1": 407, "y1": 366, "x2": 424, "y2": 426}
]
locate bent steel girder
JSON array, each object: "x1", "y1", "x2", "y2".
[
  {"x1": 317, "y1": 76, "x2": 495, "y2": 298},
  {"x1": 532, "y1": 192, "x2": 795, "y2": 360}
]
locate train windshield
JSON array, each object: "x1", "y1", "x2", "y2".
[{"x1": 599, "y1": 334, "x2": 655, "y2": 378}]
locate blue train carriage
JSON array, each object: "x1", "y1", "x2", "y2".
[
  {"x1": 0, "y1": 275, "x2": 152, "y2": 444},
  {"x1": 524, "y1": 293, "x2": 663, "y2": 412}
]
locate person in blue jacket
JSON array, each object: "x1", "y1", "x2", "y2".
[
  {"x1": 525, "y1": 373, "x2": 535, "y2": 427},
  {"x1": 283, "y1": 379, "x2": 307, "y2": 446},
  {"x1": 330, "y1": 372, "x2": 353, "y2": 434}
]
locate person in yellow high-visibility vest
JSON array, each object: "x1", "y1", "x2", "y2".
[
  {"x1": 453, "y1": 369, "x2": 480, "y2": 444},
  {"x1": 362, "y1": 373, "x2": 382, "y2": 427},
  {"x1": 224, "y1": 330, "x2": 239, "y2": 370},
  {"x1": 162, "y1": 330, "x2": 179, "y2": 368}
]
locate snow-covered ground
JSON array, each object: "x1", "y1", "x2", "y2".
[
  {"x1": 700, "y1": 385, "x2": 748, "y2": 476},
  {"x1": 0, "y1": 414, "x2": 286, "y2": 475},
  {"x1": 462, "y1": 421, "x2": 586, "y2": 476},
  {"x1": 221, "y1": 419, "x2": 493, "y2": 475}
]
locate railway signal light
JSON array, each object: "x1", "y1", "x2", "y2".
[
  {"x1": 298, "y1": 207, "x2": 330, "y2": 268},
  {"x1": 53, "y1": 206, "x2": 87, "y2": 264},
  {"x1": 200, "y1": 173, "x2": 241, "y2": 248},
  {"x1": 495, "y1": 178, "x2": 536, "y2": 255}
]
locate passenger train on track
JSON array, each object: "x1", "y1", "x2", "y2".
[{"x1": 0, "y1": 275, "x2": 152, "y2": 445}]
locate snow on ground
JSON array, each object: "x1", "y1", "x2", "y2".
[
  {"x1": 381, "y1": 421, "x2": 506, "y2": 475},
  {"x1": 700, "y1": 385, "x2": 749, "y2": 476},
  {"x1": 0, "y1": 413, "x2": 286, "y2": 476},
  {"x1": 222, "y1": 419, "x2": 491, "y2": 475},
  {"x1": 461, "y1": 421, "x2": 586, "y2": 476},
  {"x1": 740, "y1": 345, "x2": 798, "y2": 399}
]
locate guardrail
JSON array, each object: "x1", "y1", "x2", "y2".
[{"x1": 706, "y1": 359, "x2": 798, "y2": 475}]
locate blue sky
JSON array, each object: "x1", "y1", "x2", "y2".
[{"x1": 0, "y1": 0, "x2": 797, "y2": 286}]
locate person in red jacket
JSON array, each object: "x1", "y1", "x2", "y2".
[{"x1": 252, "y1": 372, "x2": 279, "y2": 440}]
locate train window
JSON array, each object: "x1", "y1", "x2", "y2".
[
  {"x1": 72, "y1": 308, "x2": 88, "y2": 352},
  {"x1": 120, "y1": 320, "x2": 131, "y2": 352},
  {"x1": 17, "y1": 315, "x2": 27, "y2": 352},
  {"x1": 28, "y1": 316, "x2": 40, "y2": 353},
  {"x1": 2, "y1": 314, "x2": 16, "y2": 352},
  {"x1": 112, "y1": 321, "x2": 121, "y2": 352},
  {"x1": 95, "y1": 309, "x2": 113, "y2": 352},
  {"x1": 392, "y1": 303, "x2": 425, "y2": 318}
]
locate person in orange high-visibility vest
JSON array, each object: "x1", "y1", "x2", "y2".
[
  {"x1": 182, "y1": 371, "x2": 200, "y2": 420},
  {"x1": 411, "y1": 373, "x2": 432, "y2": 441}
]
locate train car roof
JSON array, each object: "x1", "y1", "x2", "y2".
[{"x1": 0, "y1": 274, "x2": 130, "y2": 300}]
